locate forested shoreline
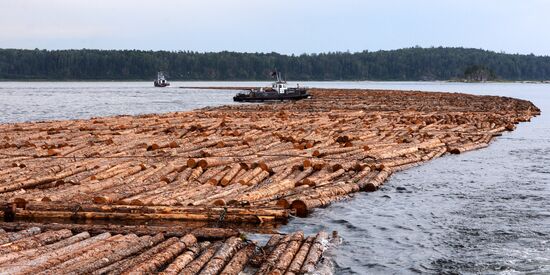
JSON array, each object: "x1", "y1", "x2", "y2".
[{"x1": 1, "y1": 47, "x2": 549, "y2": 81}]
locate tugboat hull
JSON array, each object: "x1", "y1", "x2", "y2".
[
  {"x1": 154, "y1": 81, "x2": 170, "y2": 87},
  {"x1": 233, "y1": 88, "x2": 311, "y2": 102}
]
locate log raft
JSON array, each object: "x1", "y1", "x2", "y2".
[
  {"x1": 0, "y1": 224, "x2": 338, "y2": 275},
  {"x1": 0, "y1": 89, "x2": 539, "y2": 221}
]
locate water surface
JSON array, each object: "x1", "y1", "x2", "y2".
[{"x1": 0, "y1": 81, "x2": 548, "y2": 274}]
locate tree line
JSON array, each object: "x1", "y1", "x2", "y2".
[{"x1": 0, "y1": 47, "x2": 549, "y2": 81}]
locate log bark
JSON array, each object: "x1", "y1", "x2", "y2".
[
  {"x1": 198, "y1": 236, "x2": 243, "y2": 275},
  {"x1": 249, "y1": 234, "x2": 282, "y2": 267},
  {"x1": 0, "y1": 229, "x2": 72, "y2": 254},
  {"x1": 0, "y1": 226, "x2": 41, "y2": 245},
  {"x1": 123, "y1": 234, "x2": 196, "y2": 274},
  {"x1": 0, "y1": 221, "x2": 238, "y2": 240},
  {"x1": 160, "y1": 242, "x2": 206, "y2": 275},
  {"x1": 0, "y1": 232, "x2": 89, "y2": 267},
  {"x1": 7, "y1": 232, "x2": 111, "y2": 275},
  {"x1": 179, "y1": 242, "x2": 223, "y2": 274},
  {"x1": 285, "y1": 236, "x2": 314, "y2": 275},
  {"x1": 271, "y1": 231, "x2": 304, "y2": 274},
  {"x1": 220, "y1": 243, "x2": 256, "y2": 275},
  {"x1": 364, "y1": 167, "x2": 393, "y2": 192},
  {"x1": 256, "y1": 233, "x2": 293, "y2": 274},
  {"x1": 70, "y1": 234, "x2": 164, "y2": 275},
  {"x1": 300, "y1": 231, "x2": 329, "y2": 274},
  {"x1": 101, "y1": 236, "x2": 177, "y2": 275}
]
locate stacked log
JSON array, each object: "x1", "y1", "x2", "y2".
[{"x1": 0, "y1": 88, "x2": 539, "y2": 222}]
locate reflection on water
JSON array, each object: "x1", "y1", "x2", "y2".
[{"x1": 1, "y1": 81, "x2": 549, "y2": 274}]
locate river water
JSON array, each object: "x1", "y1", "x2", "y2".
[{"x1": 0, "y1": 81, "x2": 548, "y2": 274}]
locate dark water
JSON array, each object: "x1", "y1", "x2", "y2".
[{"x1": 1, "y1": 81, "x2": 549, "y2": 274}]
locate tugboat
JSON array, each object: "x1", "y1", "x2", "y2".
[
  {"x1": 233, "y1": 71, "x2": 310, "y2": 102},
  {"x1": 154, "y1": 71, "x2": 170, "y2": 87}
]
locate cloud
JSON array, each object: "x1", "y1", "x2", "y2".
[{"x1": 0, "y1": 0, "x2": 549, "y2": 55}]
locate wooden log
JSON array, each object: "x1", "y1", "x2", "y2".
[
  {"x1": 0, "y1": 226, "x2": 41, "y2": 245},
  {"x1": 237, "y1": 179, "x2": 295, "y2": 203},
  {"x1": 0, "y1": 229, "x2": 72, "y2": 254},
  {"x1": 65, "y1": 234, "x2": 164, "y2": 275},
  {"x1": 367, "y1": 145, "x2": 418, "y2": 159},
  {"x1": 123, "y1": 234, "x2": 196, "y2": 274},
  {"x1": 219, "y1": 164, "x2": 242, "y2": 186},
  {"x1": 22, "y1": 202, "x2": 288, "y2": 221},
  {"x1": 197, "y1": 157, "x2": 237, "y2": 169},
  {"x1": 198, "y1": 236, "x2": 243, "y2": 275},
  {"x1": 300, "y1": 231, "x2": 329, "y2": 274},
  {"x1": 6, "y1": 232, "x2": 111, "y2": 275},
  {"x1": 272, "y1": 231, "x2": 304, "y2": 274},
  {"x1": 93, "y1": 180, "x2": 169, "y2": 204},
  {"x1": 159, "y1": 242, "x2": 208, "y2": 275},
  {"x1": 0, "y1": 222, "x2": 238, "y2": 240},
  {"x1": 220, "y1": 243, "x2": 256, "y2": 275},
  {"x1": 302, "y1": 168, "x2": 345, "y2": 187},
  {"x1": 249, "y1": 234, "x2": 282, "y2": 267},
  {"x1": 256, "y1": 233, "x2": 292, "y2": 274},
  {"x1": 286, "y1": 236, "x2": 314, "y2": 275},
  {"x1": 0, "y1": 232, "x2": 89, "y2": 266},
  {"x1": 207, "y1": 167, "x2": 230, "y2": 185},
  {"x1": 0, "y1": 163, "x2": 92, "y2": 193},
  {"x1": 43, "y1": 234, "x2": 133, "y2": 274},
  {"x1": 449, "y1": 142, "x2": 489, "y2": 154},
  {"x1": 364, "y1": 167, "x2": 393, "y2": 192},
  {"x1": 179, "y1": 242, "x2": 223, "y2": 274},
  {"x1": 196, "y1": 166, "x2": 225, "y2": 185},
  {"x1": 237, "y1": 167, "x2": 264, "y2": 185},
  {"x1": 246, "y1": 170, "x2": 270, "y2": 186},
  {"x1": 188, "y1": 166, "x2": 204, "y2": 182},
  {"x1": 101, "y1": 236, "x2": 177, "y2": 275}
]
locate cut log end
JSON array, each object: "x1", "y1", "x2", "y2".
[
  {"x1": 364, "y1": 183, "x2": 377, "y2": 192},
  {"x1": 276, "y1": 199, "x2": 290, "y2": 209},
  {"x1": 290, "y1": 200, "x2": 308, "y2": 217},
  {"x1": 93, "y1": 196, "x2": 110, "y2": 204}
]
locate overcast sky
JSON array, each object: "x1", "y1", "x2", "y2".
[{"x1": 1, "y1": 0, "x2": 549, "y2": 55}]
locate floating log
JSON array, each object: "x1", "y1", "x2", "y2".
[
  {"x1": 75, "y1": 234, "x2": 164, "y2": 274},
  {"x1": 0, "y1": 226, "x2": 41, "y2": 245},
  {"x1": 300, "y1": 231, "x2": 329, "y2": 274},
  {"x1": 0, "y1": 229, "x2": 72, "y2": 254},
  {"x1": 198, "y1": 236, "x2": 243, "y2": 275},
  {"x1": 123, "y1": 234, "x2": 196, "y2": 274},
  {"x1": 364, "y1": 167, "x2": 393, "y2": 192},
  {"x1": 7, "y1": 232, "x2": 112, "y2": 274},
  {"x1": 220, "y1": 243, "x2": 256, "y2": 275},
  {"x1": 179, "y1": 242, "x2": 223, "y2": 274},
  {"x1": 249, "y1": 234, "x2": 282, "y2": 267},
  {"x1": 0, "y1": 232, "x2": 90, "y2": 266},
  {"x1": 160, "y1": 242, "x2": 207, "y2": 275},
  {"x1": 256, "y1": 233, "x2": 293, "y2": 274},
  {"x1": 94, "y1": 233, "x2": 166, "y2": 275},
  {"x1": 271, "y1": 231, "x2": 304, "y2": 274},
  {"x1": 0, "y1": 222, "x2": 238, "y2": 240},
  {"x1": 286, "y1": 236, "x2": 314, "y2": 275}
]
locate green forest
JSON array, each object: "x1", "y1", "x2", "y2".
[{"x1": 0, "y1": 47, "x2": 549, "y2": 81}]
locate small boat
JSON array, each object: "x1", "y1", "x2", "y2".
[
  {"x1": 154, "y1": 71, "x2": 170, "y2": 87},
  {"x1": 233, "y1": 71, "x2": 310, "y2": 102}
]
